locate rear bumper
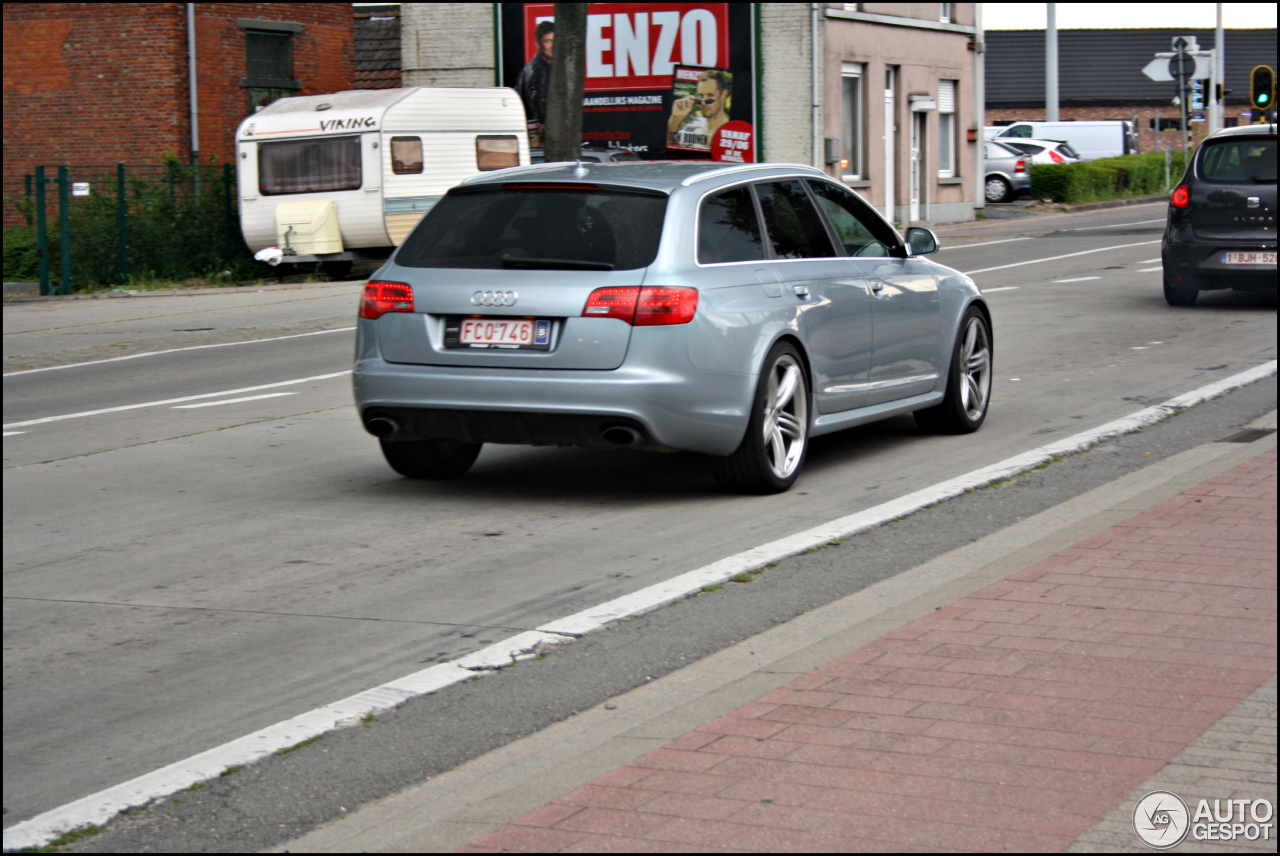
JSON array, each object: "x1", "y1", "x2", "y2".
[
  {"x1": 1162, "y1": 236, "x2": 1277, "y2": 290},
  {"x1": 352, "y1": 320, "x2": 756, "y2": 456}
]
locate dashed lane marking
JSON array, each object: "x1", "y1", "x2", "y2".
[{"x1": 172, "y1": 393, "x2": 297, "y2": 409}]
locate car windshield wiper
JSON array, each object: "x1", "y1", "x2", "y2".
[{"x1": 500, "y1": 256, "x2": 615, "y2": 271}]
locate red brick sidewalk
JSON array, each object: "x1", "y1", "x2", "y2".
[{"x1": 462, "y1": 448, "x2": 1277, "y2": 853}]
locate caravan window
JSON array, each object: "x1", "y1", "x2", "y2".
[
  {"x1": 259, "y1": 136, "x2": 361, "y2": 196},
  {"x1": 476, "y1": 136, "x2": 520, "y2": 171},
  {"x1": 391, "y1": 137, "x2": 423, "y2": 175}
]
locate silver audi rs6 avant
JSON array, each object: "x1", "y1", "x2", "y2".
[{"x1": 354, "y1": 161, "x2": 992, "y2": 493}]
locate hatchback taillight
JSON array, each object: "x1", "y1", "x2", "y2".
[
  {"x1": 1014, "y1": 158, "x2": 1027, "y2": 173},
  {"x1": 582, "y1": 286, "x2": 698, "y2": 326},
  {"x1": 1049, "y1": 149, "x2": 1066, "y2": 163},
  {"x1": 1170, "y1": 185, "x2": 1190, "y2": 208},
  {"x1": 359, "y1": 281, "x2": 414, "y2": 319}
]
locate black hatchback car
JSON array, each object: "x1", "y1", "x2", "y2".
[{"x1": 1162, "y1": 123, "x2": 1276, "y2": 306}]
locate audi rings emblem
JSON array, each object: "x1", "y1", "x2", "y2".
[{"x1": 471, "y1": 290, "x2": 518, "y2": 307}]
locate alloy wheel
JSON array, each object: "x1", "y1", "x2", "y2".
[
  {"x1": 958, "y1": 316, "x2": 991, "y2": 420},
  {"x1": 763, "y1": 355, "x2": 808, "y2": 479}
]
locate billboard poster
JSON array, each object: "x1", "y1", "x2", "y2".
[{"x1": 498, "y1": 3, "x2": 757, "y2": 162}]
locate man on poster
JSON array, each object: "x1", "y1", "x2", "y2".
[
  {"x1": 516, "y1": 20, "x2": 554, "y2": 147},
  {"x1": 668, "y1": 69, "x2": 732, "y2": 151}
]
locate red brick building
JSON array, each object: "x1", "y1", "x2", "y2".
[{"x1": 3, "y1": 3, "x2": 353, "y2": 226}]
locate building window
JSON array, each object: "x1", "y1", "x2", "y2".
[
  {"x1": 242, "y1": 25, "x2": 300, "y2": 113},
  {"x1": 937, "y1": 80, "x2": 956, "y2": 178},
  {"x1": 940, "y1": 3, "x2": 952, "y2": 23},
  {"x1": 842, "y1": 3, "x2": 859, "y2": 11},
  {"x1": 841, "y1": 63, "x2": 865, "y2": 179}
]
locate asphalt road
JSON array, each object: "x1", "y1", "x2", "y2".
[{"x1": 3, "y1": 202, "x2": 1276, "y2": 834}]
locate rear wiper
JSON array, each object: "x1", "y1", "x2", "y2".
[{"x1": 500, "y1": 256, "x2": 614, "y2": 271}]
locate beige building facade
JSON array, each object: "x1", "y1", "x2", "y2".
[{"x1": 398, "y1": 3, "x2": 981, "y2": 225}]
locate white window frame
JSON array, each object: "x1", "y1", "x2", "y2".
[
  {"x1": 841, "y1": 62, "x2": 865, "y2": 180},
  {"x1": 937, "y1": 79, "x2": 956, "y2": 178},
  {"x1": 939, "y1": 3, "x2": 952, "y2": 23}
]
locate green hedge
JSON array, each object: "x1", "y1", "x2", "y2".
[{"x1": 1029, "y1": 151, "x2": 1189, "y2": 204}]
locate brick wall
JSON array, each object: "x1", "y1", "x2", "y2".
[
  {"x1": 401, "y1": 3, "x2": 495, "y2": 88},
  {"x1": 3, "y1": 3, "x2": 352, "y2": 227},
  {"x1": 760, "y1": 3, "x2": 814, "y2": 164}
]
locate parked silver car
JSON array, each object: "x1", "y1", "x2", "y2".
[
  {"x1": 998, "y1": 138, "x2": 1081, "y2": 166},
  {"x1": 984, "y1": 140, "x2": 1031, "y2": 203},
  {"x1": 354, "y1": 162, "x2": 992, "y2": 493}
]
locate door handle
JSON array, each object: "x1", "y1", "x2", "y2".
[
  {"x1": 792, "y1": 285, "x2": 810, "y2": 297},
  {"x1": 870, "y1": 280, "x2": 885, "y2": 292}
]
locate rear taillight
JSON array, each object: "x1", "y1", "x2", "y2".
[
  {"x1": 582, "y1": 286, "x2": 698, "y2": 326},
  {"x1": 359, "y1": 281, "x2": 414, "y2": 319},
  {"x1": 1170, "y1": 185, "x2": 1190, "y2": 208},
  {"x1": 634, "y1": 287, "x2": 699, "y2": 326},
  {"x1": 1049, "y1": 149, "x2": 1066, "y2": 163},
  {"x1": 1014, "y1": 158, "x2": 1027, "y2": 173}
]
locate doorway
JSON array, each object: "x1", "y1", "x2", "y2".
[{"x1": 909, "y1": 111, "x2": 926, "y2": 222}]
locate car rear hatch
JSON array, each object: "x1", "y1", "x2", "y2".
[
  {"x1": 1188, "y1": 133, "x2": 1277, "y2": 242},
  {"x1": 372, "y1": 182, "x2": 669, "y2": 370}
]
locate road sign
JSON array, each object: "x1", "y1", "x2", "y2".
[
  {"x1": 1169, "y1": 54, "x2": 1195, "y2": 82},
  {"x1": 1172, "y1": 35, "x2": 1199, "y2": 52},
  {"x1": 1144, "y1": 53, "x2": 1212, "y2": 82}
]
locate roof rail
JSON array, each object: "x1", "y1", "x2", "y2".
[{"x1": 679, "y1": 162, "x2": 825, "y2": 187}]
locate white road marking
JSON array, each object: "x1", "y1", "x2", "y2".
[
  {"x1": 5, "y1": 358, "x2": 1275, "y2": 853},
  {"x1": 4, "y1": 431, "x2": 24, "y2": 436},
  {"x1": 1, "y1": 372, "x2": 350, "y2": 430},
  {"x1": 1137, "y1": 266, "x2": 1163, "y2": 273},
  {"x1": 1138, "y1": 258, "x2": 1162, "y2": 263},
  {"x1": 936, "y1": 236, "x2": 1032, "y2": 251},
  {"x1": 2, "y1": 328, "x2": 356, "y2": 377},
  {"x1": 1052, "y1": 276, "x2": 1102, "y2": 283},
  {"x1": 1071, "y1": 218, "x2": 1165, "y2": 230},
  {"x1": 982, "y1": 287, "x2": 1020, "y2": 293},
  {"x1": 172, "y1": 393, "x2": 296, "y2": 409},
  {"x1": 963, "y1": 239, "x2": 1161, "y2": 276}
]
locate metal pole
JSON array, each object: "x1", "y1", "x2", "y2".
[
  {"x1": 1154, "y1": 107, "x2": 1161, "y2": 153},
  {"x1": 57, "y1": 165, "x2": 72, "y2": 295},
  {"x1": 187, "y1": 3, "x2": 200, "y2": 194},
  {"x1": 1214, "y1": 4, "x2": 1225, "y2": 132},
  {"x1": 35, "y1": 165, "x2": 49, "y2": 296},
  {"x1": 811, "y1": 3, "x2": 822, "y2": 169},
  {"x1": 1045, "y1": 4, "x2": 1059, "y2": 122},
  {"x1": 117, "y1": 163, "x2": 129, "y2": 285}
]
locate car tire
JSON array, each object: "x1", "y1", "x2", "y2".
[
  {"x1": 914, "y1": 307, "x2": 993, "y2": 435},
  {"x1": 711, "y1": 341, "x2": 810, "y2": 494},
  {"x1": 379, "y1": 438, "x2": 482, "y2": 479},
  {"x1": 985, "y1": 176, "x2": 1012, "y2": 204},
  {"x1": 1163, "y1": 270, "x2": 1199, "y2": 307}
]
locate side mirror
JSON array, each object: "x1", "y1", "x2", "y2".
[{"x1": 905, "y1": 227, "x2": 939, "y2": 256}]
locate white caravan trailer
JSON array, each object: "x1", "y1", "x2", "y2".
[{"x1": 236, "y1": 87, "x2": 529, "y2": 276}]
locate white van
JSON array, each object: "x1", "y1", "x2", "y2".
[
  {"x1": 236, "y1": 87, "x2": 529, "y2": 276},
  {"x1": 993, "y1": 121, "x2": 1135, "y2": 161}
]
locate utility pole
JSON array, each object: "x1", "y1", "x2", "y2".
[
  {"x1": 544, "y1": 3, "x2": 586, "y2": 163},
  {"x1": 1045, "y1": 4, "x2": 1059, "y2": 122},
  {"x1": 1213, "y1": 3, "x2": 1225, "y2": 133}
]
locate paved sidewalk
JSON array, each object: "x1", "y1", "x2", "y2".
[{"x1": 459, "y1": 448, "x2": 1277, "y2": 853}]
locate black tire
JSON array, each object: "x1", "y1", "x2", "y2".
[
  {"x1": 710, "y1": 341, "x2": 810, "y2": 494},
  {"x1": 379, "y1": 438, "x2": 482, "y2": 479},
  {"x1": 1163, "y1": 270, "x2": 1199, "y2": 307},
  {"x1": 985, "y1": 175, "x2": 1012, "y2": 204},
  {"x1": 915, "y1": 307, "x2": 993, "y2": 435}
]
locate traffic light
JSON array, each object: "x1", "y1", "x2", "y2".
[{"x1": 1251, "y1": 65, "x2": 1275, "y2": 110}]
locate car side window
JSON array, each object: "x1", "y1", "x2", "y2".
[
  {"x1": 698, "y1": 186, "x2": 766, "y2": 264},
  {"x1": 754, "y1": 181, "x2": 838, "y2": 259},
  {"x1": 807, "y1": 180, "x2": 901, "y2": 258}
]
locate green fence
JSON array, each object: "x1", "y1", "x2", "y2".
[{"x1": 4, "y1": 156, "x2": 265, "y2": 294}]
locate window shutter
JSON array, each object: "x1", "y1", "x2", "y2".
[{"x1": 938, "y1": 80, "x2": 955, "y2": 114}]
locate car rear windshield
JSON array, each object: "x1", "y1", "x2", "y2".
[
  {"x1": 395, "y1": 186, "x2": 668, "y2": 270},
  {"x1": 1199, "y1": 137, "x2": 1276, "y2": 183}
]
